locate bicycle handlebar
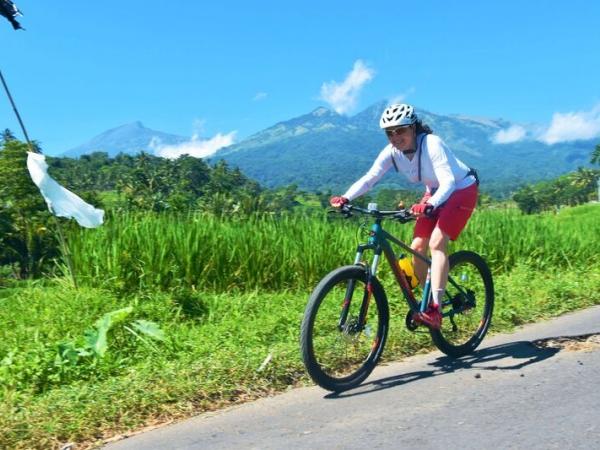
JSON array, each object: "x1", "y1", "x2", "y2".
[{"x1": 334, "y1": 203, "x2": 415, "y2": 223}]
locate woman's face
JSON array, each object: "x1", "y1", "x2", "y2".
[{"x1": 386, "y1": 125, "x2": 415, "y2": 152}]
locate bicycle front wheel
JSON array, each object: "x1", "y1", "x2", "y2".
[
  {"x1": 300, "y1": 265, "x2": 389, "y2": 392},
  {"x1": 430, "y1": 251, "x2": 494, "y2": 357}
]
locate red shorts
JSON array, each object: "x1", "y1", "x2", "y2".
[{"x1": 414, "y1": 183, "x2": 478, "y2": 241}]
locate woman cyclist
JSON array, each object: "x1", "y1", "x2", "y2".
[{"x1": 330, "y1": 103, "x2": 478, "y2": 329}]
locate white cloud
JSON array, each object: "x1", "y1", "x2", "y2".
[
  {"x1": 320, "y1": 60, "x2": 374, "y2": 114},
  {"x1": 538, "y1": 104, "x2": 600, "y2": 144},
  {"x1": 493, "y1": 125, "x2": 527, "y2": 144},
  {"x1": 253, "y1": 92, "x2": 267, "y2": 101},
  {"x1": 151, "y1": 132, "x2": 236, "y2": 159}
]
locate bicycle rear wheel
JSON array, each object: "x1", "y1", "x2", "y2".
[
  {"x1": 430, "y1": 251, "x2": 494, "y2": 357},
  {"x1": 300, "y1": 265, "x2": 389, "y2": 392}
]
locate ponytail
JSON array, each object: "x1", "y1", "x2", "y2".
[{"x1": 415, "y1": 119, "x2": 433, "y2": 135}]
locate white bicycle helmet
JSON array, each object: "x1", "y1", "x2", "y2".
[{"x1": 379, "y1": 103, "x2": 417, "y2": 129}]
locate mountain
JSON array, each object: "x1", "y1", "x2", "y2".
[
  {"x1": 61, "y1": 105, "x2": 596, "y2": 197},
  {"x1": 62, "y1": 121, "x2": 188, "y2": 158},
  {"x1": 214, "y1": 102, "x2": 595, "y2": 196}
]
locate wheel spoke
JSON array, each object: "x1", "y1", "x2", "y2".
[
  {"x1": 301, "y1": 266, "x2": 389, "y2": 391},
  {"x1": 430, "y1": 251, "x2": 494, "y2": 357},
  {"x1": 312, "y1": 279, "x2": 377, "y2": 377}
]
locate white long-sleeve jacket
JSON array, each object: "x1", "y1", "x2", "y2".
[{"x1": 342, "y1": 133, "x2": 476, "y2": 208}]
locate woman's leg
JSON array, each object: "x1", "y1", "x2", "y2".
[
  {"x1": 429, "y1": 226, "x2": 450, "y2": 307},
  {"x1": 411, "y1": 236, "x2": 429, "y2": 288}
]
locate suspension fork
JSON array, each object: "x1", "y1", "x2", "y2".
[
  {"x1": 358, "y1": 247, "x2": 381, "y2": 327},
  {"x1": 338, "y1": 244, "x2": 380, "y2": 330}
]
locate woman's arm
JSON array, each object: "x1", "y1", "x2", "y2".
[
  {"x1": 426, "y1": 136, "x2": 456, "y2": 208},
  {"x1": 342, "y1": 147, "x2": 394, "y2": 201}
]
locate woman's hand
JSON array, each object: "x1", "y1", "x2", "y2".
[
  {"x1": 410, "y1": 202, "x2": 433, "y2": 217},
  {"x1": 330, "y1": 196, "x2": 349, "y2": 208}
]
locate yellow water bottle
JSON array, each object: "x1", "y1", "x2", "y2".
[{"x1": 398, "y1": 254, "x2": 419, "y2": 289}]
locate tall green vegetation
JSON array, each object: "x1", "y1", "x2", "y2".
[{"x1": 65, "y1": 206, "x2": 600, "y2": 294}]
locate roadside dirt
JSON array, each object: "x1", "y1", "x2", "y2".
[{"x1": 533, "y1": 332, "x2": 600, "y2": 352}]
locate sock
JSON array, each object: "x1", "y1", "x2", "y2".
[{"x1": 431, "y1": 289, "x2": 444, "y2": 309}]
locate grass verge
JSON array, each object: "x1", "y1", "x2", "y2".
[{"x1": 1, "y1": 264, "x2": 600, "y2": 449}]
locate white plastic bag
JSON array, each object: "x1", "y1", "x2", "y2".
[{"x1": 26, "y1": 152, "x2": 104, "y2": 228}]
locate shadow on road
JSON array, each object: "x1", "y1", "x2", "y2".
[{"x1": 325, "y1": 339, "x2": 560, "y2": 399}]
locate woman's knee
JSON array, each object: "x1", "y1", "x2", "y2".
[
  {"x1": 429, "y1": 228, "x2": 450, "y2": 253},
  {"x1": 411, "y1": 237, "x2": 428, "y2": 255}
]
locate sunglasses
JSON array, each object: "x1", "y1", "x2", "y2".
[{"x1": 385, "y1": 126, "x2": 411, "y2": 137}]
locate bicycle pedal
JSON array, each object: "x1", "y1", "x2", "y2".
[{"x1": 405, "y1": 310, "x2": 420, "y2": 332}]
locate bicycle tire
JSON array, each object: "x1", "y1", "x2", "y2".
[
  {"x1": 300, "y1": 265, "x2": 389, "y2": 392},
  {"x1": 430, "y1": 250, "x2": 494, "y2": 357}
]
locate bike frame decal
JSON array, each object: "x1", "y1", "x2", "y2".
[
  {"x1": 358, "y1": 281, "x2": 373, "y2": 327},
  {"x1": 371, "y1": 336, "x2": 380, "y2": 352},
  {"x1": 338, "y1": 279, "x2": 357, "y2": 329}
]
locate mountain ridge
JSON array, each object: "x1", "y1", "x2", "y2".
[
  {"x1": 212, "y1": 102, "x2": 594, "y2": 196},
  {"x1": 58, "y1": 102, "x2": 596, "y2": 196},
  {"x1": 62, "y1": 122, "x2": 188, "y2": 158}
]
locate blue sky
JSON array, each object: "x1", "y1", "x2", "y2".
[{"x1": 1, "y1": 1, "x2": 599, "y2": 156}]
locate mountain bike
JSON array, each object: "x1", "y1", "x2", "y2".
[{"x1": 300, "y1": 203, "x2": 494, "y2": 392}]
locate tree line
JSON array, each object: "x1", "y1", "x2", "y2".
[{"x1": 512, "y1": 144, "x2": 599, "y2": 214}]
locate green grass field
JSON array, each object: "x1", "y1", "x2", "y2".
[
  {"x1": 1, "y1": 203, "x2": 599, "y2": 448},
  {"x1": 66, "y1": 204, "x2": 600, "y2": 293}
]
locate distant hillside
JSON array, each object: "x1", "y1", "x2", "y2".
[
  {"x1": 62, "y1": 122, "x2": 188, "y2": 158},
  {"x1": 60, "y1": 105, "x2": 597, "y2": 197},
  {"x1": 214, "y1": 101, "x2": 595, "y2": 197}
]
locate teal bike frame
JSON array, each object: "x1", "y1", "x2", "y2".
[
  {"x1": 354, "y1": 215, "x2": 430, "y2": 313},
  {"x1": 343, "y1": 205, "x2": 474, "y2": 329}
]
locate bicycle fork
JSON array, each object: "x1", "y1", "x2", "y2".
[{"x1": 337, "y1": 248, "x2": 380, "y2": 332}]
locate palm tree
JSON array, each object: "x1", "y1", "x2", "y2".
[
  {"x1": 569, "y1": 168, "x2": 597, "y2": 189},
  {"x1": 1, "y1": 128, "x2": 15, "y2": 144},
  {"x1": 591, "y1": 144, "x2": 600, "y2": 166}
]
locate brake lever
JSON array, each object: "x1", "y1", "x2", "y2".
[
  {"x1": 393, "y1": 210, "x2": 414, "y2": 223},
  {"x1": 327, "y1": 208, "x2": 353, "y2": 219},
  {"x1": 340, "y1": 204, "x2": 353, "y2": 218}
]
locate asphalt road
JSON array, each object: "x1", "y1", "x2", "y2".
[{"x1": 105, "y1": 306, "x2": 600, "y2": 450}]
